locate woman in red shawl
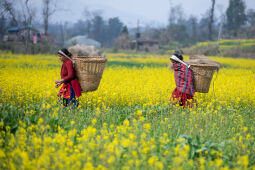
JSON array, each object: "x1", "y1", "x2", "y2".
[
  {"x1": 170, "y1": 50, "x2": 196, "y2": 108},
  {"x1": 55, "y1": 48, "x2": 81, "y2": 107}
]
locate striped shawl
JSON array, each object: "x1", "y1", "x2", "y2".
[{"x1": 173, "y1": 63, "x2": 195, "y2": 96}]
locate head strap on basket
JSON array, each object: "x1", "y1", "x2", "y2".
[
  {"x1": 170, "y1": 55, "x2": 190, "y2": 68},
  {"x1": 58, "y1": 50, "x2": 75, "y2": 65}
]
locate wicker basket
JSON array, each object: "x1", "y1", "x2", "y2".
[
  {"x1": 189, "y1": 64, "x2": 218, "y2": 93},
  {"x1": 189, "y1": 55, "x2": 207, "y2": 60},
  {"x1": 73, "y1": 57, "x2": 107, "y2": 92}
]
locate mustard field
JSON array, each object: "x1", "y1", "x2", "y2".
[
  {"x1": 0, "y1": 51, "x2": 255, "y2": 169},
  {"x1": 194, "y1": 39, "x2": 255, "y2": 50}
]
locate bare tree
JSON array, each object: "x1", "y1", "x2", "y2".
[
  {"x1": 22, "y1": 0, "x2": 35, "y2": 25},
  {"x1": 0, "y1": 15, "x2": 6, "y2": 38},
  {"x1": 18, "y1": 0, "x2": 37, "y2": 53},
  {"x1": 208, "y1": 0, "x2": 216, "y2": 40},
  {"x1": 84, "y1": 7, "x2": 103, "y2": 20},
  {"x1": 42, "y1": 0, "x2": 57, "y2": 35},
  {"x1": 1, "y1": 0, "x2": 18, "y2": 26},
  {"x1": 189, "y1": 15, "x2": 198, "y2": 41},
  {"x1": 60, "y1": 23, "x2": 65, "y2": 46},
  {"x1": 83, "y1": 7, "x2": 93, "y2": 20},
  {"x1": 159, "y1": 29, "x2": 171, "y2": 45},
  {"x1": 1, "y1": 0, "x2": 37, "y2": 28},
  {"x1": 83, "y1": 7, "x2": 104, "y2": 36},
  {"x1": 168, "y1": 0, "x2": 184, "y2": 26},
  {"x1": 115, "y1": 35, "x2": 131, "y2": 49}
]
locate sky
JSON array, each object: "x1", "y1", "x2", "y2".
[{"x1": 50, "y1": 0, "x2": 255, "y2": 27}]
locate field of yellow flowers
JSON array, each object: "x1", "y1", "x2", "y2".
[
  {"x1": 0, "y1": 51, "x2": 255, "y2": 169},
  {"x1": 195, "y1": 39, "x2": 255, "y2": 50}
]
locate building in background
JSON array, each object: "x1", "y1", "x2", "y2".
[
  {"x1": 3, "y1": 25, "x2": 53, "y2": 43},
  {"x1": 4, "y1": 26, "x2": 41, "y2": 42},
  {"x1": 135, "y1": 20, "x2": 159, "y2": 51},
  {"x1": 135, "y1": 38, "x2": 159, "y2": 51}
]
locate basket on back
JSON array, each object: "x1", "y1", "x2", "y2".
[
  {"x1": 69, "y1": 45, "x2": 107, "y2": 92},
  {"x1": 188, "y1": 64, "x2": 218, "y2": 93},
  {"x1": 73, "y1": 57, "x2": 107, "y2": 92},
  {"x1": 185, "y1": 55, "x2": 220, "y2": 93}
]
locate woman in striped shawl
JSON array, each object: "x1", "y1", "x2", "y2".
[{"x1": 170, "y1": 50, "x2": 196, "y2": 108}]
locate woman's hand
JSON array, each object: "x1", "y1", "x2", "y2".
[
  {"x1": 55, "y1": 83, "x2": 61, "y2": 88},
  {"x1": 55, "y1": 79, "x2": 64, "y2": 84},
  {"x1": 55, "y1": 79, "x2": 64, "y2": 88}
]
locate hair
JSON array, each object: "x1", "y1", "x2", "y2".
[
  {"x1": 58, "y1": 48, "x2": 72, "y2": 58},
  {"x1": 174, "y1": 50, "x2": 184, "y2": 61}
]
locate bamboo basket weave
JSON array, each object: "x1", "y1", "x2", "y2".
[
  {"x1": 189, "y1": 64, "x2": 218, "y2": 93},
  {"x1": 73, "y1": 57, "x2": 107, "y2": 92}
]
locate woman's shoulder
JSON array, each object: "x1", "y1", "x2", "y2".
[{"x1": 64, "y1": 59, "x2": 73, "y2": 64}]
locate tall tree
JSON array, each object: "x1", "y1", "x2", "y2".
[
  {"x1": 167, "y1": 2, "x2": 188, "y2": 44},
  {"x1": 42, "y1": 0, "x2": 57, "y2": 35},
  {"x1": 226, "y1": 0, "x2": 246, "y2": 36},
  {"x1": 83, "y1": 8, "x2": 100, "y2": 36},
  {"x1": 90, "y1": 15, "x2": 105, "y2": 44},
  {"x1": 247, "y1": 9, "x2": 255, "y2": 26},
  {"x1": 106, "y1": 17, "x2": 123, "y2": 46},
  {"x1": 19, "y1": 0, "x2": 37, "y2": 53},
  {"x1": 168, "y1": 3, "x2": 184, "y2": 26},
  {"x1": 115, "y1": 26, "x2": 131, "y2": 49},
  {"x1": 0, "y1": 15, "x2": 6, "y2": 38},
  {"x1": 121, "y1": 26, "x2": 128, "y2": 35},
  {"x1": 22, "y1": 0, "x2": 35, "y2": 26},
  {"x1": 59, "y1": 23, "x2": 66, "y2": 47},
  {"x1": 188, "y1": 15, "x2": 198, "y2": 41},
  {"x1": 167, "y1": 24, "x2": 189, "y2": 43},
  {"x1": 199, "y1": 17, "x2": 209, "y2": 41},
  {"x1": 70, "y1": 20, "x2": 88, "y2": 37},
  {"x1": 159, "y1": 29, "x2": 171, "y2": 45},
  {"x1": 208, "y1": 0, "x2": 216, "y2": 40}
]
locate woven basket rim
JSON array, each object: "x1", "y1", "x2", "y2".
[
  {"x1": 189, "y1": 63, "x2": 219, "y2": 68},
  {"x1": 73, "y1": 57, "x2": 107, "y2": 62},
  {"x1": 74, "y1": 56, "x2": 106, "y2": 58}
]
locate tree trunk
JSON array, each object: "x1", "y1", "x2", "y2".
[
  {"x1": 44, "y1": 16, "x2": 49, "y2": 35},
  {"x1": 208, "y1": 0, "x2": 216, "y2": 40},
  {"x1": 43, "y1": 0, "x2": 50, "y2": 35}
]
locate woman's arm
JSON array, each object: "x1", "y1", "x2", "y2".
[
  {"x1": 62, "y1": 60, "x2": 75, "y2": 82},
  {"x1": 55, "y1": 60, "x2": 75, "y2": 87}
]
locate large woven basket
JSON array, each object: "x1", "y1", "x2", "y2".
[
  {"x1": 189, "y1": 64, "x2": 218, "y2": 93},
  {"x1": 73, "y1": 57, "x2": 107, "y2": 92}
]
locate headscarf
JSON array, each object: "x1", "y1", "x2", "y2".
[
  {"x1": 174, "y1": 50, "x2": 184, "y2": 61},
  {"x1": 58, "y1": 48, "x2": 72, "y2": 59}
]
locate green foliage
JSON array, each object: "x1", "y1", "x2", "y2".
[
  {"x1": 226, "y1": 0, "x2": 247, "y2": 35},
  {"x1": 176, "y1": 135, "x2": 223, "y2": 160}
]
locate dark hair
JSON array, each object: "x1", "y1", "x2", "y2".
[
  {"x1": 58, "y1": 48, "x2": 72, "y2": 57},
  {"x1": 174, "y1": 50, "x2": 184, "y2": 61}
]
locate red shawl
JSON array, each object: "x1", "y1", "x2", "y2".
[
  {"x1": 173, "y1": 63, "x2": 195, "y2": 96},
  {"x1": 57, "y1": 59, "x2": 81, "y2": 99}
]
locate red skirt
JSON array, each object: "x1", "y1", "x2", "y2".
[
  {"x1": 170, "y1": 88, "x2": 194, "y2": 108},
  {"x1": 57, "y1": 78, "x2": 81, "y2": 99}
]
